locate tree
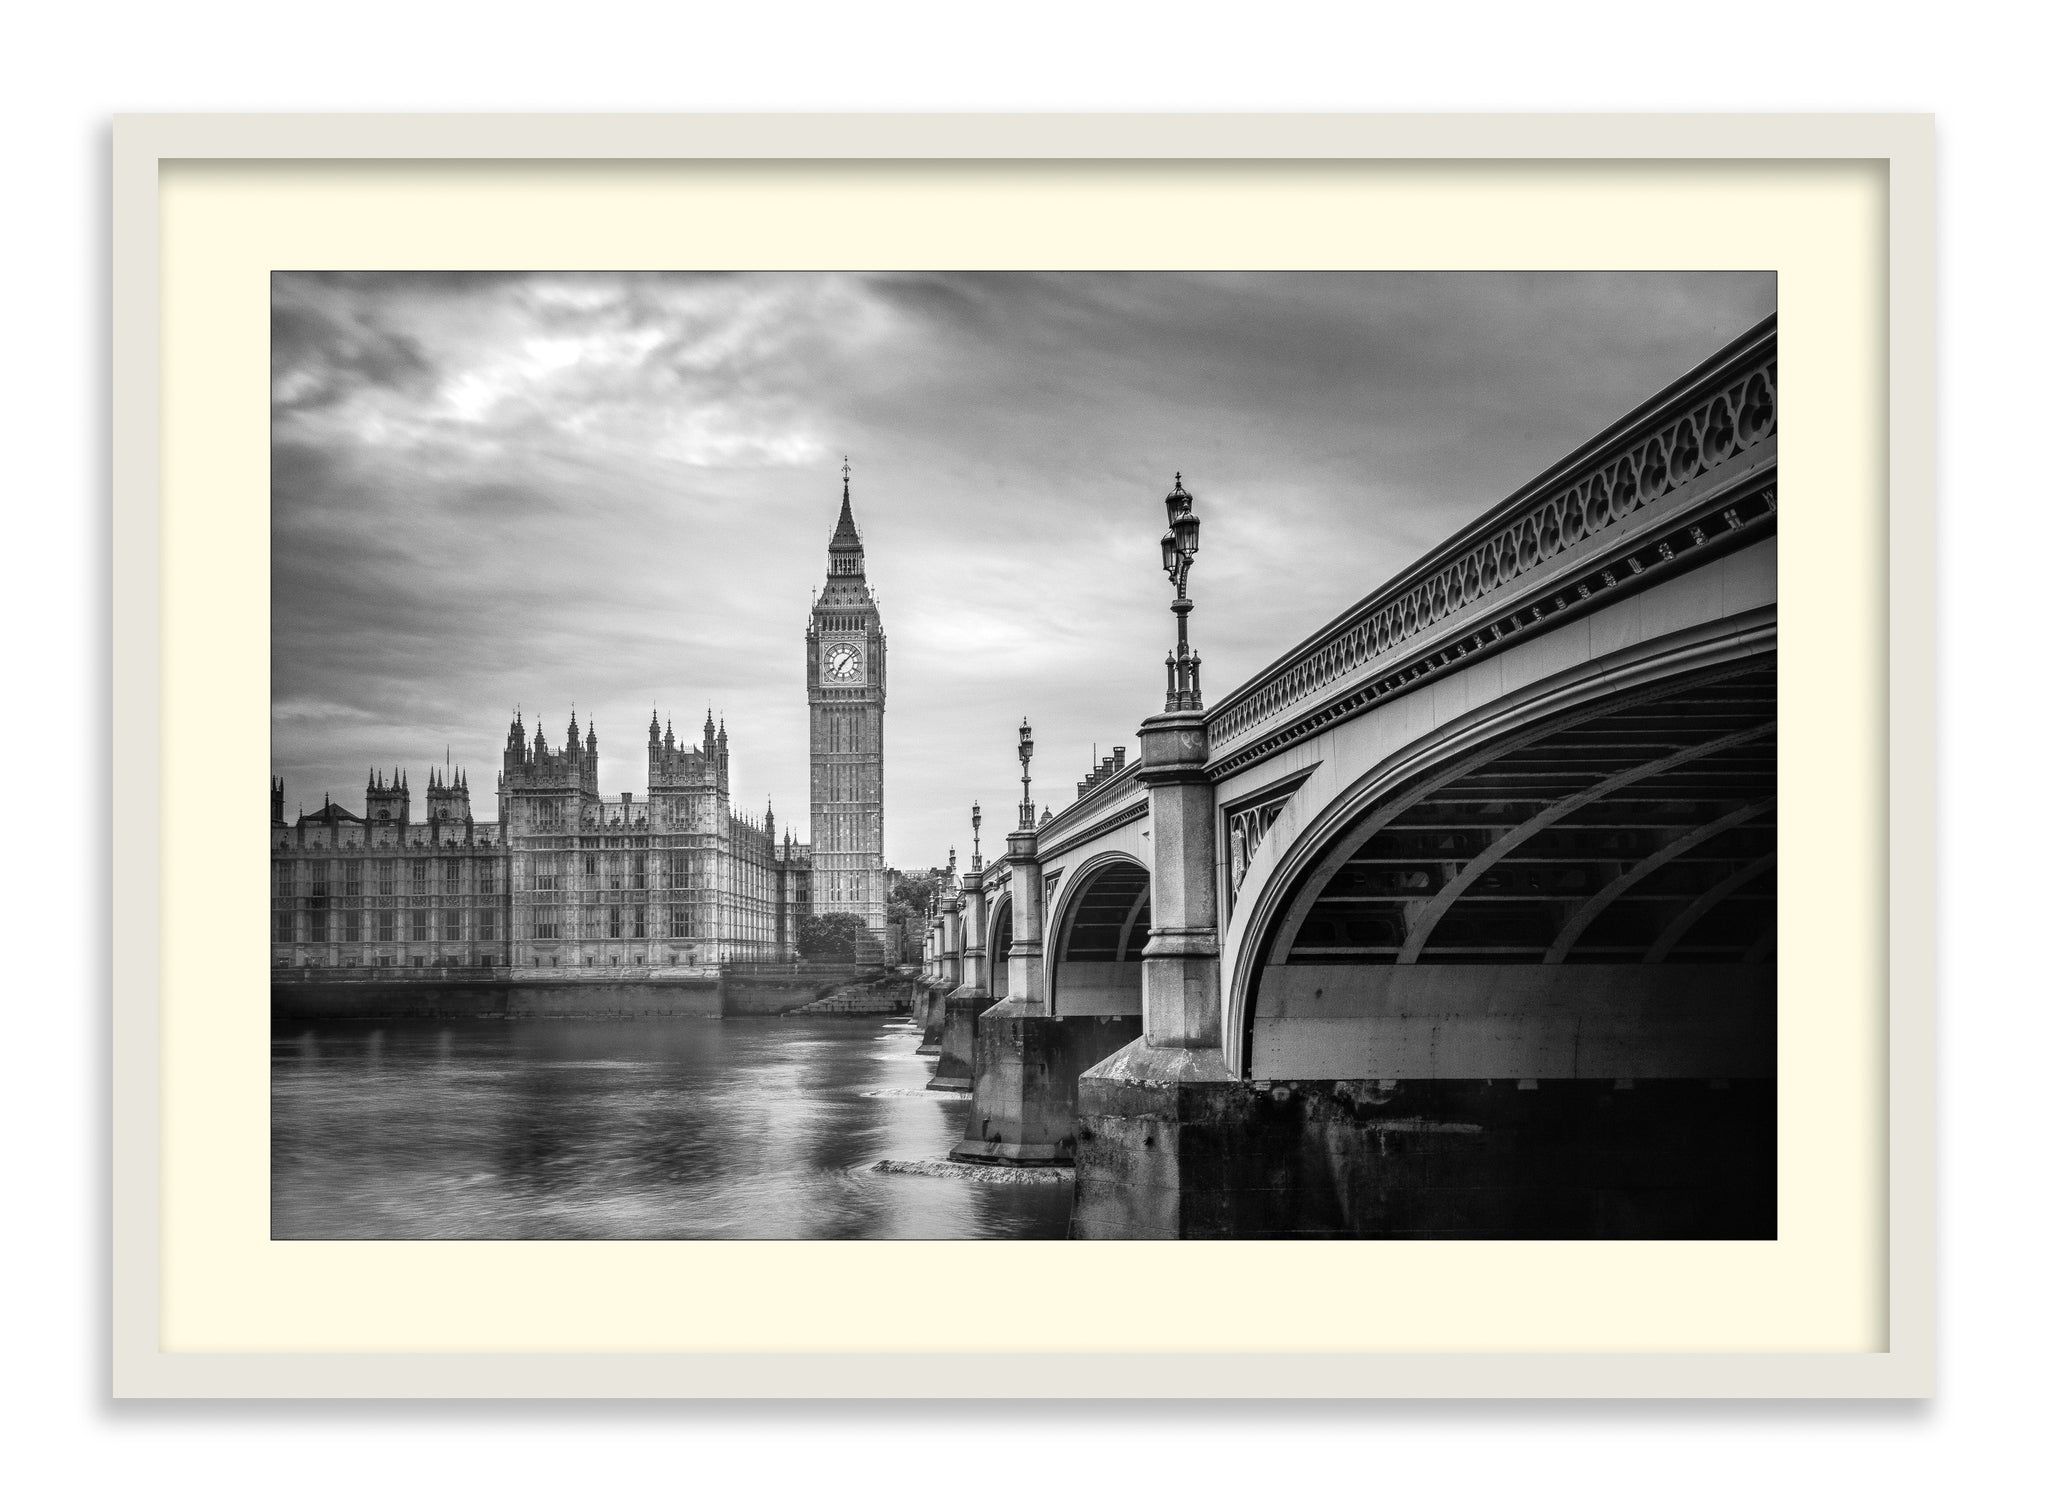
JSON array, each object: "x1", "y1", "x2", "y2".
[
  {"x1": 797, "y1": 911, "x2": 865, "y2": 963},
  {"x1": 886, "y1": 867, "x2": 945, "y2": 926},
  {"x1": 885, "y1": 866, "x2": 948, "y2": 964}
]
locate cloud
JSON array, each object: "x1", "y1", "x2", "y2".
[
  {"x1": 271, "y1": 276, "x2": 440, "y2": 418},
  {"x1": 271, "y1": 270, "x2": 1777, "y2": 863}
]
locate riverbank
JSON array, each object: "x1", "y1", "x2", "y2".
[{"x1": 271, "y1": 966, "x2": 911, "y2": 1020}]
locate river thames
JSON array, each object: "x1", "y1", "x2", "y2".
[{"x1": 271, "y1": 1013, "x2": 1072, "y2": 1240}]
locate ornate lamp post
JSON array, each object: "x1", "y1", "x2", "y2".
[
  {"x1": 970, "y1": 801, "x2": 982, "y2": 869},
  {"x1": 1158, "y1": 473, "x2": 1204, "y2": 710},
  {"x1": 1017, "y1": 718, "x2": 1035, "y2": 827}
]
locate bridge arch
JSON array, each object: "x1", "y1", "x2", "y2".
[
  {"x1": 1044, "y1": 850, "x2": 1150, "y2": 1019},
  {"x1": 1225, "y1": 626, "x2": 1776, "y2": 1080}
]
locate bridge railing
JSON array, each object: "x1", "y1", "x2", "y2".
[
  {"x1": 1034, "y1": 755, "x2": 1146, "y2": 853},
  {"x1": 1203, "y1": 315, "x2": 1778, "y2": 758}
]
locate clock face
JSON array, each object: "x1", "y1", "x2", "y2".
[{"x1": 824, "y1": 642, "x2": 863, "y2": 682}]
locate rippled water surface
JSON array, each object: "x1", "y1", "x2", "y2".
[{"x1": 272, "y1": 1014, "x2": 1071, "y2": 1239}]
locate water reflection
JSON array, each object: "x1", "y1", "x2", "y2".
[{"x1": 271, "y1": 1014, "x2": 1071, "y2": 1240}]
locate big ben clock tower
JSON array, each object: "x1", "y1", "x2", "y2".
[{"x1": 807, "y1": 460, "x2": 888, "y2": 952}]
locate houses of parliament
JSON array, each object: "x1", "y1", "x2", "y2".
[{"x1": 269, "y1": 469, "x2": 890, "y2": 975}]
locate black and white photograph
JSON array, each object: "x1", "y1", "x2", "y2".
[
  {"x1": 14, "y1": 0, "x2": 2033, "y2": 1486},
  {"x1": 269, "y1": 269, "x2": 1779, "y2": 1241}
]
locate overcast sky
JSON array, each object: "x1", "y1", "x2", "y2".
[{"x1": 271, "y1": 270, "x2": 1775, "y2": 865}]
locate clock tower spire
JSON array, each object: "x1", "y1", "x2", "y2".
[
  {"x1": 827, "y1": 456, "x2": 866, "y2": 579},
  {"x1": 807, "y1": 459, "x2": 889, "y2": 959}
]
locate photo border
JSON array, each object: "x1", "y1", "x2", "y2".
[{"x1": 110, "y1": 113, "x2": 1934, "y2": 1398}]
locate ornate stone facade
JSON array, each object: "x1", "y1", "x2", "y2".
[
  {"x1": 270, "y1": 710, "x2": 812, "y2": 976},
  {"x1": 270, "y1": 769, "x2": 512, "y2": 969}
]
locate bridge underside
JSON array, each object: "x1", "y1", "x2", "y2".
[
  {"x1": 1252, "y1": 659, "x2": 1776, "y2": 1083},
  {"x1": 1078, "y1": 658, "x2": 1777, "y2": 1239},
  {"x1": 1052, "y1": 861, "x2": 1149, "y2": 1018}
]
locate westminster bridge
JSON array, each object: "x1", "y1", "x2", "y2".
[{"x1": 909, "y1": 315, "x2": 1779, "y2": 1239}]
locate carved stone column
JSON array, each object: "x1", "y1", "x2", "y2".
[
  {"x1": 1000, "y1": 825, "x2": 1046, "y2": 1012},
  {"x1": 1131, "y1": 708, "x2": 1223, "y2": 1048},
  {"x1": 956, "y1": 869, "x2": 987, "y2": 999},
  {"x1": 941, "y1": 892, "x2": 962, "y2": 991}
]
